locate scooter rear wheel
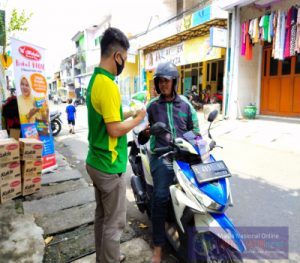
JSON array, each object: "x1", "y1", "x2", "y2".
[{"x1": 51, "y1": 119, "x2": 62, "y2": 136}]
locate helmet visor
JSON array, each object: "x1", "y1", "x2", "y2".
[{"x1": 156, "y1": 75, "x2": 173, "y2": 80}]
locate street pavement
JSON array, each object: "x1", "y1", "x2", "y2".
[{"x1": 0, "y1": 100, "x2": 300, "y2": 262}]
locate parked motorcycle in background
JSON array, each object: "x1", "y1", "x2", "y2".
[
  {"x1": 129, "y1": 110, "x2": 245, "y2": 262},
  {"x1": 187, "y1": 86, "x2": 202, "y2": 110},
  {"x1": 50, "y1": 110, "x2": 62, "y2": 136}
]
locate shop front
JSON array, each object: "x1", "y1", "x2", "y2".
[
  {"x1": 221, "y1": 0, "x2": 300, "y2": 119},
  {"x1": 143, "y1": 34, "x2": 226, "y2": 105}
]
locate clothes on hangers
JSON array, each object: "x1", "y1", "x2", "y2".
[
  {"x1": 295, "y1": 7, "x2": 300, "y2": 53},
  {"x1": 241, "y1": 22, "x2": 246, "y2": 56},
  {"x1": 241, "y1": 5, "x2": 300, "y2": 61},
  {"x1": 290, "y1": 6, "x2": 298, "y2": 56}
]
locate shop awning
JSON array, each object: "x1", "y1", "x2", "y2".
[{"x1": 142, "y1": 18, "x2": 227, "y2": 54}]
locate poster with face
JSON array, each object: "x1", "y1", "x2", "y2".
[{"x1": 11, "y1": 38, "x2": 57, "y2": 171}]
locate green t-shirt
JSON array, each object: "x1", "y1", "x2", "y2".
[{"x1": 86, "y1": 67, "x2": 127, "y2": 174}]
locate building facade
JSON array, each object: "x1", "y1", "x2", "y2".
[
  {"x1": 220, "y1": 0, "x2": 300, "y2": 119},
  {"x1": 131, "y1": 0, "x2": 228, "y2": 109}
]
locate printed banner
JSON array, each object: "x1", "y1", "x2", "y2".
[
  {"x1": 145, "y1": 43, "x2": 184, "y2": 70},
  {"x1": 10, "y1": 38, "x2": 57, "y2": 171}
]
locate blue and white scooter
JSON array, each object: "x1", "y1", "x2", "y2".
[{"x1": 129, "y1": 110, "x2": 246, "y2": 262}]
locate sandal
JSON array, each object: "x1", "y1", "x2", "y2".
[{"x1": 120, "y1": 253, "x2": 126, "y2": 262}]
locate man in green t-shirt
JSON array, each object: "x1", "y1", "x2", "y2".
[{"x1": 86, "y1": 27, "x2": 146, "y2": 263}]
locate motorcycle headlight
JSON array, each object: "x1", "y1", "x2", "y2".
[{"x1": 182, "y1": 174, "x2": 222, "y2": 212}]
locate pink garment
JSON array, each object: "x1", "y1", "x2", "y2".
[
  {"x1": 245, "y1": 21, "x2": 252, "y2": 61},
  {"x1": 241, "y1": 22, "x2": 246, "y2": 56},
  {"x1": 272, "y1": 11, "x2": 278, "y2": 58},
  {"x1": 284, "y1": 7, "x2": 292, "y2": 58}
]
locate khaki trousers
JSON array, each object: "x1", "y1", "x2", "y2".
[{"x1": 86, "y1": 164, "x2": 126, "y2": 263}]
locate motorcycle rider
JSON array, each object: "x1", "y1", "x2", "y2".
[{"x1": 139, "y1": 61, "x2": 200, "y2": 263}]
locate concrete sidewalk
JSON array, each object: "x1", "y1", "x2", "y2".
[{"x1": 198, "y1": 112, "x2": 300, "y2": 155}]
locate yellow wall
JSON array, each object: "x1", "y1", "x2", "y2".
[
  {"x1": 183, "y1": 35, "x2": 223, "y2": 63},
  {"x1": 146, "y1": 70, "x2": 154, "y2": 99},
  {"x1": 118, "y1": 55, "x2": 139, "y2": 97}
]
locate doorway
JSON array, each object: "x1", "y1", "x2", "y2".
[
  {"x1": 206, "y1": 59, "x2": 224, "y2": 94},
  {"x1": 180, "y1": 62, "x2": 203, "y2": 97},
  {"x1": 261, "y1": 47, "x2": 300, "y2": 117}
]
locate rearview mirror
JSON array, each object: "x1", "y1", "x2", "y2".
[
  {"x1": 207, "y1": 110, "x2": 219, "y2": 123},
  {"x1": 150, "y1": 122, "x2": 168, "y2": 136}
]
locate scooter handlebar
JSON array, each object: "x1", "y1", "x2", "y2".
[{"x1": 154, "y1": 146, "x2": 173, "y2": 155}]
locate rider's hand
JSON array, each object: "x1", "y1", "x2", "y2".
[
  {"x1": 138, "y1": 123, "x2": 150, "y2": 145},
  {"x1": 143, "y1": 123, "x2": 150, "y2": 137}
]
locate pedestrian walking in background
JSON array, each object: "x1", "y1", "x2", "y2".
[
  {"x1": 66, "y1": 98, "x2": 76, "y2": 134},
  {"x1": 85, "y1": 27, "x2": 146, "y2": 263}
]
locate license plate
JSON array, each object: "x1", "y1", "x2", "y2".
[{"x1": 191, "y1": 160, "x2": 231, "y2": 184}]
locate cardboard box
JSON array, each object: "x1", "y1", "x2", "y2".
[
  {"x1": 9, "y1": 129, "x2": 21, "y2": 140},
  {"x1": 0, "y1": 176, "x2": 22, "y2": 203},
  {"x1": 0, "y1": 138, "x2": 20, "y2": 163},
  {"x1": 21, "y1": 159, "x2": 42, "y2": 178},
  {"x1": 0, "y1": 130, "x2": 8, "y2": 139},
  {"x1": 22, "y1": 175, "x2": 41, "y2": 196},
  {"x1": 0, "y1": 161, "x2": 21, "y2": 185},
  {"x1": 19, "y1": 138, "x2": 43, "y2": 160}
]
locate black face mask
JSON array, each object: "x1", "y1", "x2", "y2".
[{"x1": 115, "y1": 55, "x2": 125, "y2": 76}]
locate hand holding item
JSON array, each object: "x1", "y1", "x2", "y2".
[{"x1": 135, "y1": 108, "x2": 146, "y2": 121}]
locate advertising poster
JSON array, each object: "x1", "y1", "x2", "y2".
[{"x1": 10, "y1": 37, "x2": 57, "y2": 171}]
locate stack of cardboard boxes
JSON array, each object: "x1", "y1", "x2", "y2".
[
  {"x1": 0, "y1": 137, "x2": 43, "y2": 204},
  {"x1": 19, "y1": 138, "x2": 43, "y2": 197},
  {"x1": 0, "y1": 138, "x2": 22, "y2": 203}
]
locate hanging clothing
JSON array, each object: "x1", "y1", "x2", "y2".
[
  {"x1": 245, "y1": 21, "x2": 253, "y2": 60},
  {"x1": 263, "y1": 15, "x2": 270, "y2": 42},
  {"x1": 284, "y1": 7, "x2": 293, "y2": 58},
  {"x1": 254, "y1": 18, "x2": 259, "y2": 43},
  {"x1": 249, "y1": 19, "x2": 254, "y2": 40},
  {"x1": 259, "y1": 16, "x2": 265, "y2": 41},
  {"x1": 248, "y1": 18, "x2": 259, "y2": 43},
  {"x1": 290, "y1": 6, "x2": 298, "y2": 56},
  {"x1": 241, "y1": 22, "x2": 246, "y2": 56},
  {"x1": 274, "y1": 10, "x2": 282, "y2": 59},
  {"x1": 278, "y1": 11, "x2": 286, "y2": 60},
  {"x1": 295, "y1": 7, "x2": 300, "y2": 53},
  {"x1": 272, "y1": 11, "x2": 278, "y2": 58},
  {"x1": 269, "y1": 12, "x2": 274, "y2": 43}
]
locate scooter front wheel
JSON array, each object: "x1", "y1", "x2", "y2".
[{"x1": 189, "y1": 232, "x2": 243, "y2": 263}]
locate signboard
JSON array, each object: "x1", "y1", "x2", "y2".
[
  {"x1": 144, "y1": 35, "x2": 223, "y2": 70},
  {"x1": 192, "y1": 6, "x2": 211, "y2": 27},
  {"x1": 10, "y1": 38, "x2": 57, "y2": 171},
  {"x1": 183, "y1": 35, "x2": 223, "y2": 63},
  {"x1": 210, "y1": 27, "x2": 228, "y2": 48},
  {"x1": 145, "y1": 43, "x2": 184, "y2": 70}
]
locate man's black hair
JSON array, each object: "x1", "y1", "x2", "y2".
[{"x1": 100, "y1": 27, "x2": 130, "y2": 58}]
